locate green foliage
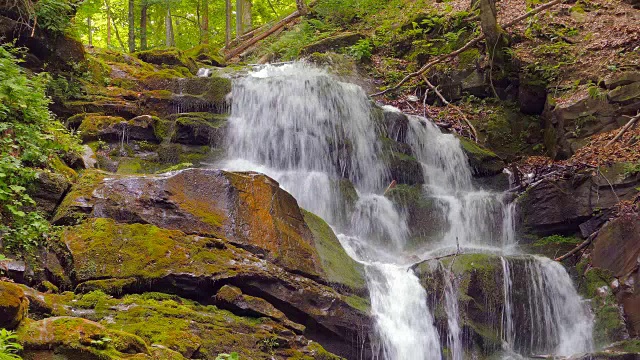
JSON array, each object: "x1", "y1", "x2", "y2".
[
  {"x1": 623, "y1": 162, "x2": 640, "y2": 177},
  {"x1": 348, "y1": 39, "x2": 373, "y2": 62},
  {"x1": 534, "y1": 234, "x2": 581, "y2": 246},
  {"x1": 34, "y1": 0, "x2": 75, "y2": 35},
  {"x1": 0, "y1": 329, "x2": 23, "y2": 360},
  {"x1": 258, "y1": 337, "x2": 279, "y2": 354},
  {"x1": 215, "y1": 352, "x2": 240, "y2": 360},
  {"x1": 0, "y1": 44, "x2": 81, "y2": 256},
  {"x1": 587, "y1": 82, "x2": 606, "y2": 101}
]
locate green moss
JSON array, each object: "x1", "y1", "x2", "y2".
[
  {"x1": 533, "y1": 234, "x2": 581, "y2": 246},
  {"x1": 458, "y1": 137, "x2": 498, "y2": 159},
  {"x1": 458, "y1": 48, "x2": 481, "y2": 67},
  {"x1": 302, "y1": 210, "x2": 366, "y2": 292},
  {"x1": 60, "y1": 218, "x2": 236, "y2": 282},
  {"x1": 76, "y1": 278, "x2": 137, "y2": 296},
  {"x1": 53, "y1": 169, "x2": 106, "y2": 224},
  {"x1": 116, "y1": 158, "x2": 145, "y2": 174},
  {"x1": 77, "y1": 115, "x2": 127, "y2": 139},
  {"x1": 344, "y1": 295, "x2": 370, "y2": 313},
  {"x1": 50, "y1": 155, "x2": 78, "y2": 181}
]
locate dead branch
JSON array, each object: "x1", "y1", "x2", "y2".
[
  {"x1": 605, "y1": 112, "x2": 640, "y2": 147},
  {"x1": 421, "y1": 74, "x2": 479, "y2": 141},
  {"x1": 371, "y1": 0, "x2": 564, "y2": 97},
  {"x1": 555, "y1": 231, "x2": 599, "y2": 262},
  {"x1": 225, "y1": 10, "x2": 302, "y2": 60}
]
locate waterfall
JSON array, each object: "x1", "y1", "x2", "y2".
[
  {"x1": 222, "y1": 63, "x2": 440, "y2": 359},
  {"x1": 220, "y1": 62, "x2": 593, "y2": 360}
]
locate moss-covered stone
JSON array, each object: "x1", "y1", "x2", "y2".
[
  {"x1": 17, "y1": 316, "x2": 150, "y2": 359},
  {"x1": 52, "y1": 169, "x2": 106, "y2": 225},
  {"x1": 0, "y1": 281, "x2": 29, "y2": 329},
  {"x1": 172, "y1": 113, "x2": 228, "y2": 146},
  {"x1": 458, "y1": 137, "x2": 505, "y2": 176},
  {"x1": 135, "y1": 48, "x2": 198, "y2": 74},
  {"x1": 302, "y1": 210, "x2": 366, "y2": 293}
]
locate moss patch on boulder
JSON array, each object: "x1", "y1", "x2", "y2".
[
  {"x1": 458, "y1": 137, "x2": 505, "y2": 176},
  {"x1": 0, "y1": 281, "x2": 29, "y2": 329},
  {"x1": 302, "y1": 210, "x2": 366, "y2": 293}
]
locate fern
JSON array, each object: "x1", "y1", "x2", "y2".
[{"x1": 0, "y1": 329, "x2": 23, "y2": 360}]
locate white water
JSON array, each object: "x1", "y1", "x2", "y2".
[{"x1": 220, "y1": 62, "x2": 593, "y2": 359}]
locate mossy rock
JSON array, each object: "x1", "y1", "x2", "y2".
[
  {"x1": 17, "y1": 316, "x2": 149, "y2": 359},
  {"x1": 172, "y1": 113, "x2": 228, "y2": 146},
  {"x1": 384, "y1": 150, "x2": 424, "y2": 185},
  {"x1": 300, "y1": 33, "x2": 365, "y2": 56},
  {"x1": 184, "y1": 44, "x2": 225, "y2": 67},
  {"x1": 458, "y1": 137, "x2": 505, "y2": 176},
  {"x1": 0, "y1": 281, "x2": 29, "y2": 329},
  {"x1": 52, "y1": 169, "x2": 106, "y2": 225},
  {"x1": 302, "y1": 210, "x2": 366, "y2": 293},
  {"x1": 135, "y1": 48, "x2": 198, "y2": 74}
]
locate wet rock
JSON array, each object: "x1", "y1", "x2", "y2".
[
  {"x1": 30, "y1": 171, "x2": 71, "y2": 216},
  {"x1": 458, "y1": 137, "x2": 505, "y2": 176},
  {"x1": 386, "y1": 151, "x2": 425, "y2": 185},
  {"x1": 171, "y1": 113, "x2": 227, "y2": 146},
  {"x1": 78, "y1": 114, "x2": 160, "y2": 143},
  {"x1": 381, "y1": 106, "x2": 409, "y2": 142},
  {"x1": 0, "y1": 281, "x2": 29, "y2": 329}
]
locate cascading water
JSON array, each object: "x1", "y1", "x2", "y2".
[{"x1": 220, "y1": 62, "x2": 593, "y2": 359}]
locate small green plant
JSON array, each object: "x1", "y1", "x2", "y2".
[
  {"x1": 259, "y1": 337, "x2": 279, "y2": 354},
  {"x1": 348, "y1": 39, "x2": 373, "y2": 62},
  {"x1": 0, "y1": 329, "x2": 23, "y2": 360},
  {"x1": 587, "y1": 82, "x2": 606, "y2": 100},
  {"x1": 534, "y1": 234, "x2": 581, "y2": 247},
  {"x1": 89, "y1": 336, "x2": 112, "y2": 349},
  {"x1": 215, "y1": 352, "x2": 239, "y2": 360},
  {"x1": 623, "y1": 162, "x2": 640, "y2": 177}
]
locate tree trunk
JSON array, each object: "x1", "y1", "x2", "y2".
[
  {"x1": 87, "y1": 17, "x2": 92, "y2": 46},
  {"x1": 105, "y1": 0, "x2": 126, "y2": 51},
  {"x1": 106, "y1": 10, "x2": 111, "y2": 48},
  {"x1": 140, "y1": 2, "x2": 148, "y2": 50},
  {"x1": 225, "y1": 0, "x2": 231, "y2": 45},
  {"x1": 165, "y1": 6, "x2": 175, "y2": 47},
  {"x1": 241, "y1": 0, "x2": 252, "y2": 33},
  {"x1": 235, "y1": 0, "x2": 243, "y2": 39},
  {"x1": 202, "y1": 0, "x2": 209, "y2": 44},
  {"x1": 479, "y1": 0, "x2": 501, "y2": 51},
  {"x1": 128, "y1": 0, "x2": 135, "y2": 52}
]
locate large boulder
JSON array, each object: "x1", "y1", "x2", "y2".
[
  {"x1": 135, "y1": 48, "x2": 198, "y2": 74},
  {"x1": 301, "y1": 33, "x2": 365, "y2": 56},
  {"x1": 592, "y1": 214, "x2": 640, "y2": 337},
  {"x1": 30, "y1": 171, "x2": 71, "y2": 216},
  {"x1": 16, "y1": 316, "x2": 150, "y2": 359},
  {"x1": 52, "y1": 218, "x2": 370, "y2": 358},
  {"x1": 516, "y1": 165, "x2": 640, "y2": 237},
  {"x1": 77, "y1": 114, "x2": 160, "y2": 143},
  {"x1": 170, "y1": 113, "x2": 228, "y2": 146},
  {"x1": 54, "y1": 169, "x2": 323, "y2": 277},
  {"x1": 0, "y1": 281, "x2": 29, "y2": 329}
]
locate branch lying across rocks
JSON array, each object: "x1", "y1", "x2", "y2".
[
  {"x1": 605, "y1": 112, "x2": 640, "y2": 147},
  {"x1": 555, "y1": 231, "x2": 599, "y2": 262},
  {"x1": 370, "y1": 0, "x2": 564, "y2": 97}
]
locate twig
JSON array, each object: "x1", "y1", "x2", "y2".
[
  {"x1": 383, "y1": 180, "x2": 397, "y2": 195},
  {"x1": 30, "y1": 15, "x2": 37, "y2": 37},
  {"x1": 597, "y1": 166, "x2": 620, "y2": 204},
  {"x1": 555, "y1": 231, "x2": 598, "y2": 262},
  {"x1": 605, "y1": 112, "x2": 640, "y2": 147},
  {"x1": 370, "y1": 0, "x2": 564, "y2": 97},
  {"x1": 421, "y1": 74, "x2": 479, "y2": 141}
]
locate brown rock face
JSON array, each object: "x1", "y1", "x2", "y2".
[
  {"x1": 593, "y1": 214, "x2": 640, "y2": 277},
  {"x1": 0, "y1": 281, "x2": 29, "y2": 329},
  {"x1": 55, "y1": 169, "x2": 323, "y2": 278},
  {"x1": 592, "y1": 214, "x2": 640, "y2": 337},
  {"x1": 517, "y1": 168, "x2": 640, "y2": 237}
]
